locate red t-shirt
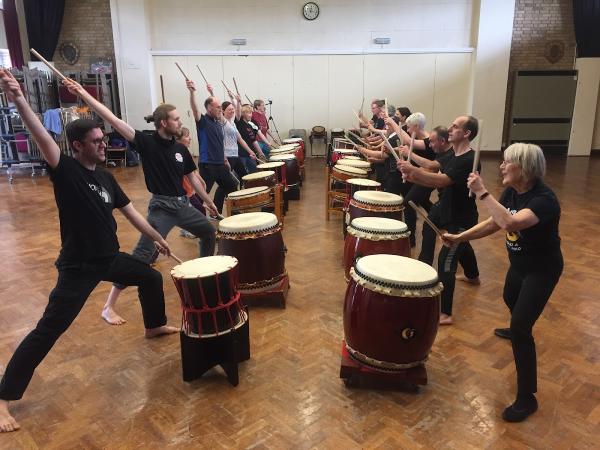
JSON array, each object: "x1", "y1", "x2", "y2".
[{"x1": 251, "y1": 111, "x2": 268, "y2": 136}]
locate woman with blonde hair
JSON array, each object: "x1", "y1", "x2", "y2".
[{"x1": 443, "y1": 143, "x2": 563, "y2": 422}]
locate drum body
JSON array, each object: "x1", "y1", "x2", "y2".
[
  {"x1": 242, "y1": 170, "x2": 276, "y2": 189},
  {"x1": 257, "y1": 161, "x2": 286, "y2": 185},
  {"x1": 270, "y1": 154, "x2": 300, "y2": 188},
  {"x1": 343, "y1": 255, "x2": 443, "y2": 370},
  {"x1": 217, "y1": 212, "x2": 286, "y2": 293},
  {"x1": 171, "y1": 256, "x2": 246, "y2": 337},
  {"x1": 343, "y1": 217, "x2": 411, "y2": 281},
  {"x1": 279, "y1": 141, "x2": 305, "y2": 165},
  {"x1": 227, "y1": 186, "x2": 271, "y2": 209},
  {"x1": 348, "y1": 190, "x2": 404, "y2": 224}
]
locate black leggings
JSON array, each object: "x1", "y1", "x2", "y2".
[
  {"x1": 503, "y1": 256, "x2": 563, "y2": 395},
  {"x1": 0, "y1": 253, "x2": 167, "y2": 401}
]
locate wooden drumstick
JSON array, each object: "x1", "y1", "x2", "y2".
[
  {"x1": 469, "y1": 119, "x2": 483, "y2": 197},
  {"x1": 233, "y1": 77, "x2": 241, "y2": 96},
  {"x1": 408, "y1": 201, "x2": 444, "y2": 238},
  {"x1": 245, "y1": 94, "x2": 253, "y2": 105},
  {"x1": 360, "y1": 97, "x2": 365, "y2": 116},
  {"x1": 403, "y1": 131, "x2": 416, "y2": 183},
  {"x1": 384, "y1": 97, "x2": 388, "y2": 118},
  {"x1": 30, "y1": 48, "x2": 68, "y2": 81},
  {"x1": 221, "y1": 79, "x2": 234, "y2": 96},
  {"x1": 159, "y1": 75, "x2": 165, "y2": 103},
  {"x1": 174, "y1": 62, "x2": 189, "y2": 80},
  {"x1": 154, "y1": 241, "x2": 183, "y2": 264},
  {"x1": 196, "y1": 65, "x2": 209, "y2": 84},
  {"x1": 346, "y1": 129, "x2": 369, "y2": 147},
  {"x1": 377, "y1": 129, "x2": 400, "y2": 163}
]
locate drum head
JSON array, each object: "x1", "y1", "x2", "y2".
[
  {"x1": 257, "y1": 161, "x2": 285, "y2": 169},
  {"x1": 283, "y1": 138, "x2": 303, "y2": 143},
  {"x1": 355, "y1": 254, "x2": 438, "y2": 288},
  {"x1": 228, "y1": 186, "x2": 270, "y2": 198},
  {"x1": 219, "y1": 212, "x2": 279, "y2": 233},
  {"x1": 171, "y1": 255, "x2": 238, "y2": 279},
  {"x1": 353, "y1": 190, "x2": 403, "y2": 205},
  {"x1": 342, "y1": 156, "x2": 362, "y2": 160},
  {"x1": 333, "y1": 149, "x2": 358, "y2": 155},
  {"x1": 333, "y1": 164, "x2": 368, "y2": 176},
  {"x1": 347, "y1": 178, "x2": 381, "y2": 187},
  {"x1": 331, "y1": 128, "x2": 344, "y2": 133},
  {"x1": 273, "y1": 144, "x2": 298, "y2": 151},
  {"x1": 338, "y1": 159, "x2": 371, "y2": 169},
  {"x1": 270, "y1": 154, "x2": 296, "y2": 161},
  {"x1": 350, "y1": 217, "x2": 408, "y2": 233},
  {"x1": 242, "y1": 170, "x2": 275, "y2": 181},
  {"x1": 270, "y1": 148, "x2": 296, "y2": 155}
]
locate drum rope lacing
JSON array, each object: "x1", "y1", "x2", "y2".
[
  {"x1": 345, "y1": 342, "x2": 428, "y2": 371},
  {"x1": 238, "y1": 271, "x2": 288, "y2": 292},
  {"x1": 350, "y1": 267, "x2": 444, "y2": 297},
  {"x1": 217, "y1": 224, "x2": 281, "y2": 240}
]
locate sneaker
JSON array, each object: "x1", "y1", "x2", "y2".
[{"x1": 494, "y1": 328, "x2": 511, "y2": 340}]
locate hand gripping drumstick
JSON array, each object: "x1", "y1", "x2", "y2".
[
  {"x1": 154, "y1": 241, "x2": 183, "y2": 264},
  {"x1": 174, "y1": 62, "x2": 189, "y2": 80},
  {"x1": 469, "y1": 119, "x2": 484, "y2": 197},
  {"x1": 30, "y1": 49, "x2": 68, "y2": 81},
  {"x1": 196, "y1": 65, "x2": 209, "y2": 84},
  {"x1": 408, "y1": 201, "x2": 444, "y2": 238}
]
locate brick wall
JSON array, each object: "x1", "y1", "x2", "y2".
[
  {"x1": 502, "y1": 0, "x2": 577, "y2": 146},
  {"x1": 53, "y1": 0, "x2": 115, "y2": 74}
]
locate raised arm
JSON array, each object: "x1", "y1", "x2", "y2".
[
  {"x1": 0, "y1": 69, "x2": 60, "y2": 168},
  {"x1": 62, "y1": 78, "x2": 135, "y2": 142},
  {"x1": 187, "y1": 79, "x2": 201, "y2": 122},
  {"x1": 234, "y1": 93, "x2": 242, "y2": 121}
]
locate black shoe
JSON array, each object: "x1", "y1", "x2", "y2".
[
  {"x1": 502, "y1": 397, "x2": 538, "y2": 422},
  {"x1": 494, "y1": 328, "x2": 511, "y2": 340}
]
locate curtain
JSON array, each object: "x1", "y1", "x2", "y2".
[
  {"x1": 573, "y1": 0, "x2": 600, "y2": 57},
  {"x1": 2, "y1": 0, "x2": 24, "y2": 69},
  {"x1": 23, "y1": 0, "x2": 65, "y2": 61}
]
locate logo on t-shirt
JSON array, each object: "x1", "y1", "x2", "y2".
[
  {"x1": 88, "y1": 183, "x2": 111, "y2": 204},
  {"x1": 505, "y1": 207, "x2": 522, "y2": 251},
  {"x1": 175, "y1": 152, "x2": 183, "y2": 163}
]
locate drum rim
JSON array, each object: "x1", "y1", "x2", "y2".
[
  {"x1": 349, "y1": 217, "x2": 409, "y2": 234},
  {"x1": 353, "y1": 255, "x2": 441, "y2": 290},
  {"x1": 347, "y1": 178, "x2": 381, "y2": 186},
  {"x1": 353, "y1": 190, "x2": 403, "y2": 205},
  {"x1": 171, "y1": 255, "x2": 238, "y2": 279},
  {"x1": 227, "y1": 186, "x2": 270, "y2": 198},
  {"x1": 257, "y1": 161, "x2": 285, "y2": 168},
  {"x1": 338, "y1": 159, "x2": 371, "y2": 168},
  {"x1": 218, "y1": 211, "x2": 279, "y2": 233},
  {"x1": 270, "y1": 154, "x2": 297, "y2": 161},
  {"x1": 242, "y1": 170, "x2": 275, "y2": 180},
  {"x1": 345, "y1": 342, "x2": 428, "y2": 371},
  {"x1": 333, "y1": 164, "x2": 368, "y2": 175}
]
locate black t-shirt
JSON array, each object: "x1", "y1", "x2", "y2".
[
  {"x1": 387, "y1": 136, "x2": 435, "y2": 172},
  {"x1": 49, "y1": 154, "x2": 130, "y2": 263},
  {"x1": 132, "y1": 130, "x2": 196, "y2": 196},
  {"x1": 439, "y1": 149, "x2": 480, "y2": 227},
  {"x1": 235, "y1": 118, "x2": 258, "y2": 157},
  {"x1": 499, "y1": 180, "x2": 561, "y2": 263},
  {"x1": 372, "y1": 115, "x2": 385, "y2": 130}
]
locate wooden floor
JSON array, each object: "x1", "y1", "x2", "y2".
[{"x1": 0, "y1": 155, "x2": 599, "y2": 449}]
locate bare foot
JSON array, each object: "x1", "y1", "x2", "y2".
[
  {"x1": 439, "y1": 314, "x2": 453, "y2": 325},
  {"x1": 101, "y1": 306, "x2": 127, "y2": 325},
  {"x1": 144, "y1": 325, "x2": 179, "y2": 338},
  {"x1": 456, "y1": 274, "x2": 481, "y2": 285},
  {"x1": 0, "y1": 400, "x2": 20, "y2": 433}
]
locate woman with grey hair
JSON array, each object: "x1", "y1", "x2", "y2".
[{"x1": 442, "y1": 143, "x2": 563, "y2": 422}]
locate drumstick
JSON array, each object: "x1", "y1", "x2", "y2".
[
  {"x1": 403, "y1": 131, "x2": 416, "y2": 183},
  {"x1": 377, "y1": 129, "x2": 400, "y2": 163},
  {"x1": 245, "y1": 94, "x2": 253, "y2": 105},
  {"x1": 30, "y1": 48, "x2": 68, "y2": 81},
  {"x1": 384, "y1": 98, "x2": 388, "y2": 118},
  {"x1": 233, "y1": 77, "x2": 241, "y2": 96},
  {"x1": 346, "y1": 130, "x2": 369, "y2": 147},
  {"x1": 352, "y1": 109, "x2": 363, "y2": 124},
  {"x1": 174, "y1": 62, "x2": 189, "y2": 80},
  {"x1": 196, "y1": 65, "x2": 209, "y2": 84},
  {"x1": 159, "y1": 75, "x2": 165, "y2": 103},
  {"x1": 360, "y1": 97, "x2": 365, "y2": 116},
  {"x1": 154, "y1": 241, "x2": 183, "y2": 264},
  {"x1": 221, "y1": 79, "x2": 234, "y2": 96},
  {"x1": 469, "y1": 119, "x2": 484, "y2": 197},
  {"x1": 408, "y1": 201, "x2": 444, "y2": 238}
]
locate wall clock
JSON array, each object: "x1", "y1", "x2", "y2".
[{"x1": 303, "y1": 2, "x2": 319, "y2": 20}]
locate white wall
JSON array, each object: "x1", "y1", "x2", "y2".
[{"x1": 111, "y1": 0, "x2": 516, "y2": 154}]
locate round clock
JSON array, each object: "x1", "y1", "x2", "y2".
[{"x1": 303, "y1": 2, "x2": 319, "y2": 20}]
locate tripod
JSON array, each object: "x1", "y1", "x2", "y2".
[{"x1": 267, "y1": 101, "x2": 283, "y2": 144}]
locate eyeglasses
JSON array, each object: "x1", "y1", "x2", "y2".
[{"x1": 87, "y1": 137, "x2": 108, "y2": 145}]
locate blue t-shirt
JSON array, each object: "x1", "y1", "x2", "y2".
[{"x1": 197, "y1": 114, "x2": 224, "y2": 164}]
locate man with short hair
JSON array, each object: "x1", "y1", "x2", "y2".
[
  {"x1": 399, "y1": 115, "x2": 481, "y2": 325},
  {"x1": 188, "y1": 80, "x2": 239, "y2": 213},
  {"x1": 0, "y1": 69, "x2": 178, "y2": 433}
]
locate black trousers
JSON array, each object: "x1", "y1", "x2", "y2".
[
  {"x1": 227, "y1": 157, "x2": 248, "y2": 182},
  {"x1": 0, "y1": 253, "x2": 167, "y2": 401},
  {"x1": 199, "y1": 163, "x2": 239, "y2": 213},
  {"x1": 384, "y1": 171, "x2": 413, "y2": 198},
  {"x1": 403, "y1": 184, "x2": 434, "y2": 245},
  {"x1": 503, "y1": 255, "x2": 563, "y2": 395}
]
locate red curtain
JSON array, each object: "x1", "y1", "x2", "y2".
[{"x1": 2, "y1": 0, "x2": 25, "y2": 69}]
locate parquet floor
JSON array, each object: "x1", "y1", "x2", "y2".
[{"x1": 0, "y1": 155, "x2": 599, "y2": 449}]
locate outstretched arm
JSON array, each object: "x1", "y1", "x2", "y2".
[
  {"x1": 118, "y1": 203, "x2": 171, "y2": 256},
  {"x1": 187, "y1": 79, "x2": 201, "y2": 122},
  {"x1": 62, "y1": 77, "x2": 135, "y2": 142},
  {"x1": 186, "y1": 171, "x2": 218, "y2": 216},
  {"x1": 0, "y1": 69, "x2": 60, "y2": 168}
]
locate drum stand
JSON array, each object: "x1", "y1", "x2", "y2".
[
  {"x1": 180, "y1": 313, "x2": 250, "y2": 386},
  {"x1": 240, "y1": 273, "x2": 290, "y2": 308},
  {"x1": 339, "y1": 341, "x2": 427, "y2": 390}
]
